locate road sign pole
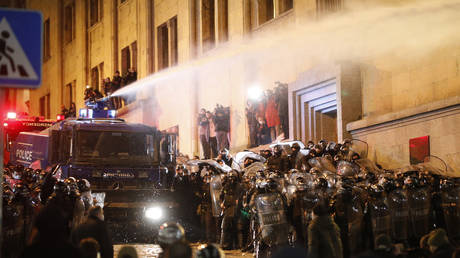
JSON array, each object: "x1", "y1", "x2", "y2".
[{"x1": 0, "y1": 87, "x2": 5, "y2": 258}]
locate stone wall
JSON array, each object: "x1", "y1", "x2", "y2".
[{"x1": 348, "y1": 97, "x2": 460, "y2": 175}]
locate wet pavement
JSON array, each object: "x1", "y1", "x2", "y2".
[{"x1": 114, "y1": 243, "x2": 252, "y2": 257}]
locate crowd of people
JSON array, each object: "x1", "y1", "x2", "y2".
[
  {"x1": 70, "y1": 68, "x2": 137, "y2": 114},
  {"x1": 246, "y1": 82, "x2": 289, "y2": 148},
  {"x1": 60, "y1": 103, "x2": 77, "y2": 118},
  {"x1": 198, "y1": 105, "x2": 231, "y2": 159},
  {"x1": 1, "y1": 164, "x2": 114, "y2": 258},
  {"x1": 3, "y1": 137, "x2": 460, "y2": 258},
  {"x1": 171, "y1": 139, "x2": 460, "y2": 258}
]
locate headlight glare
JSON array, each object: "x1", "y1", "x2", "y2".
[{"x1": 145, "y1": 207, "x2": 163, "y2": 221}]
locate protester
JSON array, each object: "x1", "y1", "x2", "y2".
[
  {"x1": 79, "y1": 238, "x2": 100, "y2": 258},
  {"x1": 198, "y1": 108, "x2": 210, "y2": 159},
  {"x1": 206, "y1": 111, "x2": 218, "y2": 158},
  {"x1": 103, "y1": 77, "x2": 112, "y2": 97},
  {"x1": 117, "y1": 245, "x2": 138, "y2": 258},
  {"x1": 20, "y1": 206, "x2": 81, "y2": 258},
  {"x1": 426, "y1": 228, "x2": 454, "y2": 258},
  {"x1": 168, "y1": 240, "x2": 193, "y2": 258},
  {"x1": 71, "y1": 206, "x2": 113, "y2": 258},
  {"x1": 68, "y1": 102, "x2": 77, "y2": 117},
  {"x1": 61, "y1": 104, "x2": 69, "y2": 118}
]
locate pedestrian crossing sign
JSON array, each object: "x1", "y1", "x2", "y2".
[{"x1": 0, "y1": 8, "x2": 42, "y2": 88}]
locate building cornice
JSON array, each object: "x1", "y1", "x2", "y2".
[{"x1": 347, "y1": 96, "x2": 460, "y2": 136}]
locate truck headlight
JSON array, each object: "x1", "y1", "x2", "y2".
[{"x1": 145, "y1": 207, "x2": 163, "y2": 221}]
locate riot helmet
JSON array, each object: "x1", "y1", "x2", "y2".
[
  {"x1": 77, "y1": 179, "x2": 91, "y2": 192},
  {"x1": 54, "y1": 180, "x2": 70, "y2": 196},
  {"x1": 273, "y1": 145, "x2": 283, "y2": 156},
  {"x1": 266, "y1": 178, "x2": 278, "y2": 192},
  {"x1": 295, "y1": 177, "x2": 308, "y2": 191},
  {"x1": 439, "y1": 179, "x2": 455, "y2": 191},
  {"x1": 403, "y1": 176, "x2": 418, "y2": 190},
  {"x1": 313, "y1": 144, "x2": 323, "y2": 156},
  {"x1": 314, "y1": 178, "x2": 328, "y2": 190},
  {"x1": 158, "y1": 222, "x2": 185, "y2": 246},
  {"x1": 196, "y1": 243, "x2": 224, "y2": 258},
  {"x1": 14, "y1": 183, "x2": 30, "y2": 201},
  {"x1": 309, "y1": 167, "x2": 322, "y2": 177},
  {"x1": 3, "y1": 188, "x2": 14, "y2": 204},
  {"x1": 12, "y1": 166, "x2": 23, "y2": 180},
  {"x1": 291, "y1": 143, "x2": 301, "y2": 153},
  {"x1": 368, "y1": 184, "x2": 384, "y2": 198},
  {"x1": 319, "y1": 139, "x2": 328, "y2": 149},
  {"x1": 307, "y1": 148, "x2": 317, "y2": 159},
  {"x1": 326, "y1": 141, "x2": 338, "y2": 155},
  {"x1": 23, "y1": 168, "x2": 35, "y2": 183}
]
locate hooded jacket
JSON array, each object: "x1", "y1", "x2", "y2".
[{"x1": 308, "y1": 215, "x2": 343, "y2": 258}]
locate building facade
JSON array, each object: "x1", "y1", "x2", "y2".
[{"x1": 15, "y1": 0, "x2": 460, "y2": 173}]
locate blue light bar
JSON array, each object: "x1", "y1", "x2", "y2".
[
  {"x1": 79, "y1": 109, "x2": 88, "y2": 118},
  {"x1": 108, "y1": 110, "x2": 116, "y2": 118}
]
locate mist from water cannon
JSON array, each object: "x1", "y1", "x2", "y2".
[{"x1": 110, "y1": 0, "x2": 460, "y2": 117}]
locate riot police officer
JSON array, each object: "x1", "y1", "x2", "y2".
[
  {"x1": 289, "y1": 143, "x2": 303, "y2": 170},
  {"x1": 364, "y1": 185, "x2": 391, "y2": 249},
  {"x1": 220, "y1": 171, "x2": 239, "y2": 250},
  {"x1": 250, "y1": 178, "x2": 289, "y2": 257},
  {"x1": 266, "y1": 145, "x2": 289, "y2": 172}
]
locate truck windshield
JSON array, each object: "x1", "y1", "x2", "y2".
[{"x1": 76, "y1": 131, "x2": 155, "y2": 165}]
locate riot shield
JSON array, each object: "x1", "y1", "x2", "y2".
[
  {"x1": 308, "y1": 157, "x2": 337, "y2": 173},
  {"x1": 337, "y1": 160, "x2": 360, "y2": 177},
  {"x1": 254, "y1": 193, "x2": 289, "y2": 246},
  {"x1": 369, "y1": 199, "x2": 392, "y2": 246},
  {"x1": 388, "y1": 189, "x2": 409, "y2": 243},
  {"x1": 350, "y1": 139, "x2": 368, "y2": 160},
  {"x1": 92, "y1": 192, "x2": 106, "y2": 208},
  {"x1": 441, "y1": 185, "x2": 460, "y2": 242},
  {"x1": 210, "y1": 175, "x2": 223, "y2": 217},
  {"x1": 417, "y1": 155, "x2": 449, "y2": 176},
  {"x1": 243, "y1": 162, "x2": 266, "y2": 179},
  {"x1": 407, "y1": 187, "x2": 432, "y2": 239},
  {"x1": 299, "y1": 190, "x2": 319, "y2": 228},
  {"x1": 233, "y1": 152, "x2": 266, "y2": 172},
  {"x1": 354, "y1": 159, "x2": 383, "y2": 174},
  {"x1": 347, "y1": 196, "x2": 365, "y2": 254}
]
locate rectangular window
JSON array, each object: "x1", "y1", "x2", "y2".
[
  {"x1": 258, "y1": 0, "x2": 275, "y2": 25},
  {"x1": 131, "y1": 41, "x2": 137, "y2": 69},
  {"x1": 64, "y1": 82, "x2": 74, "y2": 107},
  {"x1": 279, "y1": 0, "x2": 293, "y2": 14},
  {"x1": 90, "y1": 0, "x2": 103, "y2": 26},
  {"x1": 99, "y1": 62, "x2": 104, "y2": 86},
  {"x1": 39, "y1": 96, "x2": 45, "y2": 117},
  {"x1": 170, "y1": 17, "x2": 178, "y2": 66},
  {"x1": 217, "y1": 0, "x2": 228, "y2": 43},
  {"x1": 64, "y1": 2, "x2": 76, "y2": 44},
  {"x1": 157, "y1": 23, "x2": 169, "y2": 70},
  {"x1": 202, "y1": 0, "x2": 215, "y2": 52},
  {"x1": 44, "y1": 19, "x2": 50, "y2": 60},
  {"x1": 91, "y1": 66, "x2": 99, "y2": 91},
  {"x1": 317, "y1": 0, "x2": 342, "y2": 14},
  {"x1": 121, "y1": 46, "x2": 131, "y2": 76},
  {"x1": 46, "y1": 94, "x2": 51, "y2": 119}
]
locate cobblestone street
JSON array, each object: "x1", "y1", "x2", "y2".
[{"x1": 114, "y1": 244, "x2": 252, "y2": 258}]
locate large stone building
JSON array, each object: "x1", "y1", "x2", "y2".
[{"x1": 6, "y1": 0, "x2": 460, "y2": 172}]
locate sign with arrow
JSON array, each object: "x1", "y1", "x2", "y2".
[{"x1": 0, "y1": 8, "x2": 42, "y2": 88}]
